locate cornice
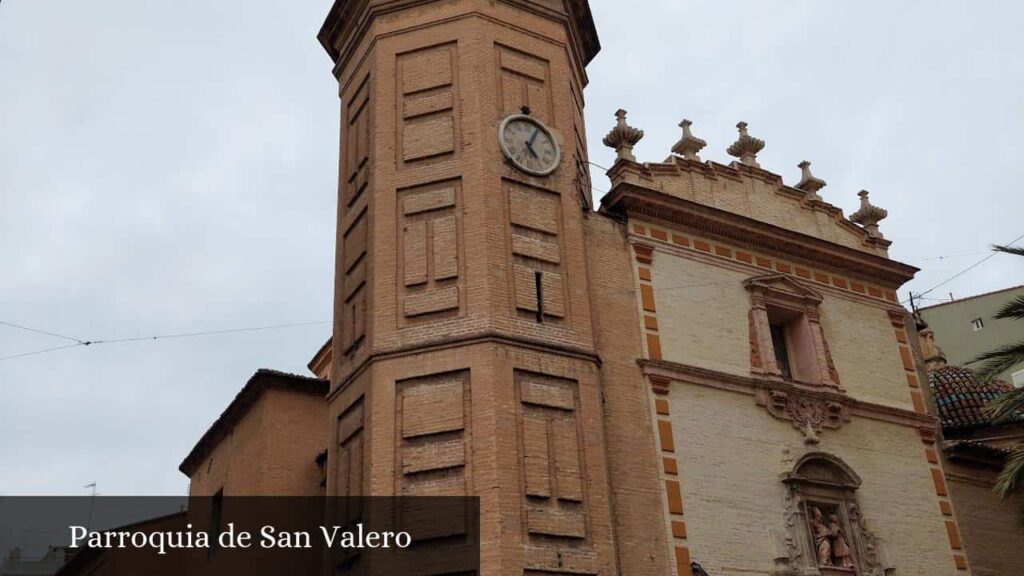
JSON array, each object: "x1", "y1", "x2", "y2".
[
  {"x1": 626, "y1": 234, "x2": 905, "y2": 312},
  {"x1": 639, "y1": 358, "x2": 937, "y2": 431},
  {"x1": 319, "y1": 0, "x2": 598, "y2": 81},
  {"x1": 326, "y1": 330, "x2": 602, "y2": 401},
  {"x1": 603, "y1": 181, "x2": 917, "y2": 286}
]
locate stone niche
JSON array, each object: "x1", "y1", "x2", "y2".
[{"x1": 773, "y1": 453, "x2": 894, "y2": 576}]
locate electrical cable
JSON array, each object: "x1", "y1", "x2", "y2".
[
  {"x1": 912, "y1": 231, "x2": 1024, "y2": 301},
  {"x1": 0, "y1": 320, "x2": 331, "y2": 363},
  {"x1": 0, "y1": 320, "x2": 85, "y2": 344}
]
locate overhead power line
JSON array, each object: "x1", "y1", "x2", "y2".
[
  {"x1": 0, "y1": 320, "x2": 85, "y2": 344},
  {"x1": 0, "y1": 343, "x2": 86, "y2": 362},
  {"x1": 3, "y1": 231, "x2": 1020, "y2": 361},
  {"x1": 0, "y1": 320, "x2": 331, "y2": 363},
  {"x1": 913, "y1": 231, "x2": 1024, "y2": 301}
]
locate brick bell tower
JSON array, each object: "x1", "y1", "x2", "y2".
[{"x1": 317, "y1": 1, "x2": 617, "y2": 574}]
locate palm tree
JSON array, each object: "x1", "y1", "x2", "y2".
[{"x1": 972, "y1": 245, "x2": 1024, "y2": 507}]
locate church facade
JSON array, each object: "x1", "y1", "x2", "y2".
[{"x1": 179, "y1": 1, "x2": 975, "y2": 574}]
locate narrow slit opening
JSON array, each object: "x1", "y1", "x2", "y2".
[{"x1": 534, "y1": 271, "x2": 544, "y2": 323}]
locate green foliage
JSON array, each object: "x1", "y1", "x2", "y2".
[
  {"x1": 995, "y1": 295, "x2": 1024, "y2": 321},
  {"x1": 979, "y1": 244, "x2": 1024, "y2": 512},
  {"x1": 971, "y1": 342, "x2": 1024, "y2": 384}
]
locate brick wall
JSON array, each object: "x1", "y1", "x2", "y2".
[{"x1": 188, "y1": 388, "x2": 327, "y2": 496}]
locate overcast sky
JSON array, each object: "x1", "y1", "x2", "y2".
[{"x1": 2, "y1": 0, "x2": 1022, "y2": 496}]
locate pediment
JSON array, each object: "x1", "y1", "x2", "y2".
[
  {"x1": 744, "y1": 273, "x2": 823, "y2": 304},
  {"x1": 602, "y1": 158, "x2": 894, "y2": 259}
]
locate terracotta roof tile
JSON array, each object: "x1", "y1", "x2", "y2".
[{"x1": 928, "y1": 365, "x2": 1018, "y2": 430}]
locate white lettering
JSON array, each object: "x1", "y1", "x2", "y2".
[{"x1": 69, "y1": 526, "x2": 88, "y2": 548}]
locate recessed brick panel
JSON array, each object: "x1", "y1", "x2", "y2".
[
  {"x1": 396, "y1": 372, "x2": 469, "y2": 496},
  {"x1": 404, "y1": 286, "x2": 459, "y2": 317},
  {"x1": 509, "y1": 184, "x2": 560, "y2": 234},
  {"x1": 512, "y1": 234, "x2": 561, "y2": 264},
  {"x1": 401, "y1": 377, "x2": 464, "y2": 438},
  {"x1": 398, "y1": 42, "x2": 457, "y2": 165},
  {"x1": 402, "y1": 185, "x2": 455, "y2": 215},
  {"x1": 517, "y1": 371, "x2": 586, "y2": 539},
  {"x1": 398, "y1": 180, "x2": 464, "y2": 321},
  {"x1": 497, "y1": 44, "x2": 552, "y2": 122}
]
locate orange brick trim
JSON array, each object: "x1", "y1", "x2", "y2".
[
  {"x1": 629, "y1": 222, "x2": 897, "y2": 304},
  {"x1": 648, "y1": 383, "x2": 691, "y2": 570},
  {"x1": 663, "y1": 457, "x2": 678, "y2": 475},
  {"x1": 646, "y1": 334, "x2": 663, "y2": 360},
  {"x1": 658, "y1": 420, "x2": 676, "y2": 453},
  {"x1": 666, "y1": 480, "x2": 684, "y2": 514},
  {"x1": 931, "y1": 468, "x2": 949, "y2": 496},
  {"x1": 674, "y1": 545, "x2": 693, "y2": 576},
  {"x1": 887, "y1": 312, "x2": 969, "y2": 572},
  {"x1": 634, "y1": 240, "x2": 663, "y2": 362},
  {"x1": 671, "y1": 520, "x2": 687, "y2": 539}
]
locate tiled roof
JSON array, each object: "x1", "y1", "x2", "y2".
[
  {"x1": 946, "y1": 439, "x2": 1013, "y2": 457},
  {"x1": 928, "y1": 365, "x2": 1018, "y2": 430}
]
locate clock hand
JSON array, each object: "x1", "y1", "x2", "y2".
[{"x1": 524, "y1": 128, "x2": 542, "y2": 159}]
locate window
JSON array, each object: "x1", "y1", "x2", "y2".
[
  {"x1": 971, "y1": 317, "x2": 984, "y2": 331},
  {"x1": 1013, "y1": 369, "x2": 1024, "y2": 388},
  {"x1": 766, "y1": 303, "x2": 820, "y2": 384},
  {"x1": 745, "y1": 274, "x2": 841, "y2": 388},
  {"x1": 770, "y1": 323, "x2": 793, "y2": 380}
]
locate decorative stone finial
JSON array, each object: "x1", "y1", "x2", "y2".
[
  {"x1": 602, "y1": 109, "x2": 644, "y2": 162},
  {"x1": 795, "y1": 160, "x2": 827, "y2": 200},
  {"x1": 849, "y1": 190, "x2": 888, "y2": 238},
  {"x1": 671, "y1": 119, "x2": 707, "y2": 161},
  {"x1": 918, "y1": 326, "x2": 948, "y2": 372},
  {"x1": 727, "y1": 121, "x2": 765, "y2": 167}
]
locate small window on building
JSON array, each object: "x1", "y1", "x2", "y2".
[
  {"x1": 1012, "y1": 369, "x2": 1024, "y2": 388},
  {"x1": 766, "y1": 305, "x2": 816, "y2": 382},
  {"x1": 745, "y1": 274, "x2": 839, "y2": 387},
  {"x1": 971, "y1": 317, "x2": 985, "y2": 331},
  {"x1": 770, "y1": 323, "x2": 793, "y2": 380}
]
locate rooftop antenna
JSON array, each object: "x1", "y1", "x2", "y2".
[{"x1": 84, "y1": 482, "x2": 97, "y2": 531}]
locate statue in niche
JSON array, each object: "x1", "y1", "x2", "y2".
[
  {"x1": 829, "y1": 513, "x2": 855, "y2": 568},
  {"x1": 810, "y1": 507, "x2": 833, "y2": 566}
]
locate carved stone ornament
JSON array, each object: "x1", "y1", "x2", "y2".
[
  {"x1": 773, "y1": 454, "x2": 895, "y2": 576},
  {"x1": 602, "y1": 109, "x2": 644, "y2": 162},
  {"x1": 727, "y1": 121, "x2": 765, "y2": 167},
  {"x1": 846, "y1": 502, "x2": 894, "y2": 576},
  {"x1": 671, "y1": 119, "x2": 707, "y2": 161},
  {"x1": 918, "y1": 326, "x2": 948, "y2": 371},
  {"x1": 757, "y1": 389, "x2": 849, "y2": 445},
  {"x1": 795, "y1": 160, "x2": 827, "y2": 200},
  {"x1": 745, "y1": 274, "x2": 842, "y2": 390},
  {"x1": 849, "y1": 190, "x2": 888, "y2": 239}
]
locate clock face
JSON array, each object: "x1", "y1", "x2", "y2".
[{"x1": 499, "y1": 115, "x2": 560, "y2": 176}]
